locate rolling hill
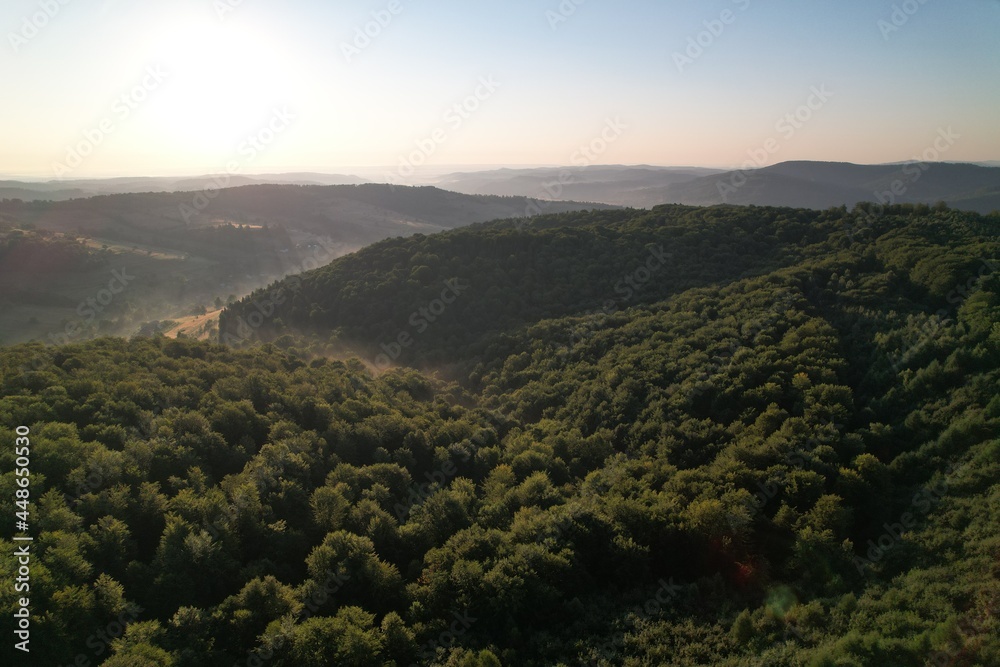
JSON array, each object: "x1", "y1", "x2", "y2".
[
  {"x1": 0, "y1": 184, "x2": 615, "y2": 345},
  {"x1": 0, "y1": 173, "x2": 369, "y2": 202},
  {"x1": 433, "y1": 165, "x2": 723, "y2": 207},
  {"x1": 654, "y1": 161, "x2": 1000, "y2": 212},
  {"x1": 4, "y1": 203, "x2": 997, "y2": 666},
  {"x1": 430, "y1": 161, "x2": 1000, "y2": 212}
]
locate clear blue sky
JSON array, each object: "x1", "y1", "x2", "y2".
[{"x1": 1, "y1": 0, "x2": 998, "y2": 178}]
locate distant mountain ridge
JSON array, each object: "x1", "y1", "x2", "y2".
[
  {"x1": 0, "y1": 173, "x2": 369, "y2": 202},
  {"x1": 6, "y1": 161, "x2": 999, "y2": 213},
  {"x1": 1, "y1": 183, "x2": 617, "y2": 243},
  {"x1": 656, "y1": 160, "x2": 1000, "y2": 212},
  {"x1": 0, "y1": 183, "x2": 616, "y2": 344},
  {"x1": 433, "y1": 165, "x2": 723, "y2": 206},
  {"x1": 431, "y1": 161, "x2": 1000, "y2": 212}
]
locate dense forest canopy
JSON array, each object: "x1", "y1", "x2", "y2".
[
  {"x1": 2, "y1": 203, "x2": 999, "y2": 665},
  {"x1": 0, "y1": 184, "x2": 619, "y2": 346}
]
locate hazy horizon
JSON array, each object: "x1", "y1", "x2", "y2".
[
  {"x1": 3, "y1": 0, "x2": 998, "y2": 181},
  {"x1": 4, "y1": 158, "x2": 1000, "y2": 185}
]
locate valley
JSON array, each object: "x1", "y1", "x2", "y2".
[
  {"x1": 0, "y1": 184, "x2": 616, "y2": 345},
  {"x1": 3, "y1": 201, "x2": 997, "y2": 665}
]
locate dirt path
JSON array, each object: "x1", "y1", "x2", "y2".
[{"x1": 163, "y1": 309, "x2": 223, "y2": 340}]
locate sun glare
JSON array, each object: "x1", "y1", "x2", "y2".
[{"x1": 143, "y1": 18, "x2": 304, "y2": 159}]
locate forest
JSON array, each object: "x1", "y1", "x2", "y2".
[
  {"x1": 0, "y1": 184, "x2": 615, "y2": 346},
  {"x1": 2, "y1": 202, "x2": 999, "y2": 665}
]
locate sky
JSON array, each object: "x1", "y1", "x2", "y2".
[{"x1": 1, "y1": 0, "x2": 998, "y2": 180}]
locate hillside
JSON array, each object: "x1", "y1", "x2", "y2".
[
  {"x1": 431, "y1": 162, "x2": 1000, "y2": 212},
  {"x1": 219, "y1": 205, "x2": 806, "y2": 364},
  {"x1": 654, "y1": 161, "x2": 1000, "y2": 212},
  {"x1": 0, "y1": 183, "x2": 616, "y2": 244},
  {"x1": 0, "y1": 185, "x2": 614, "y2": 345},
  {"x1": 3, "y1": 203, "x2": 998, "y2": 665},
  {"x1": 0, "y1": 173, "x2": 369, "y2": 202},
  {"x1": 434, "y1": 166, "x2": 723, "y2": 207},
  {"x1": 222, "y1": 203, "x2": 998, "y2": 374}
]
